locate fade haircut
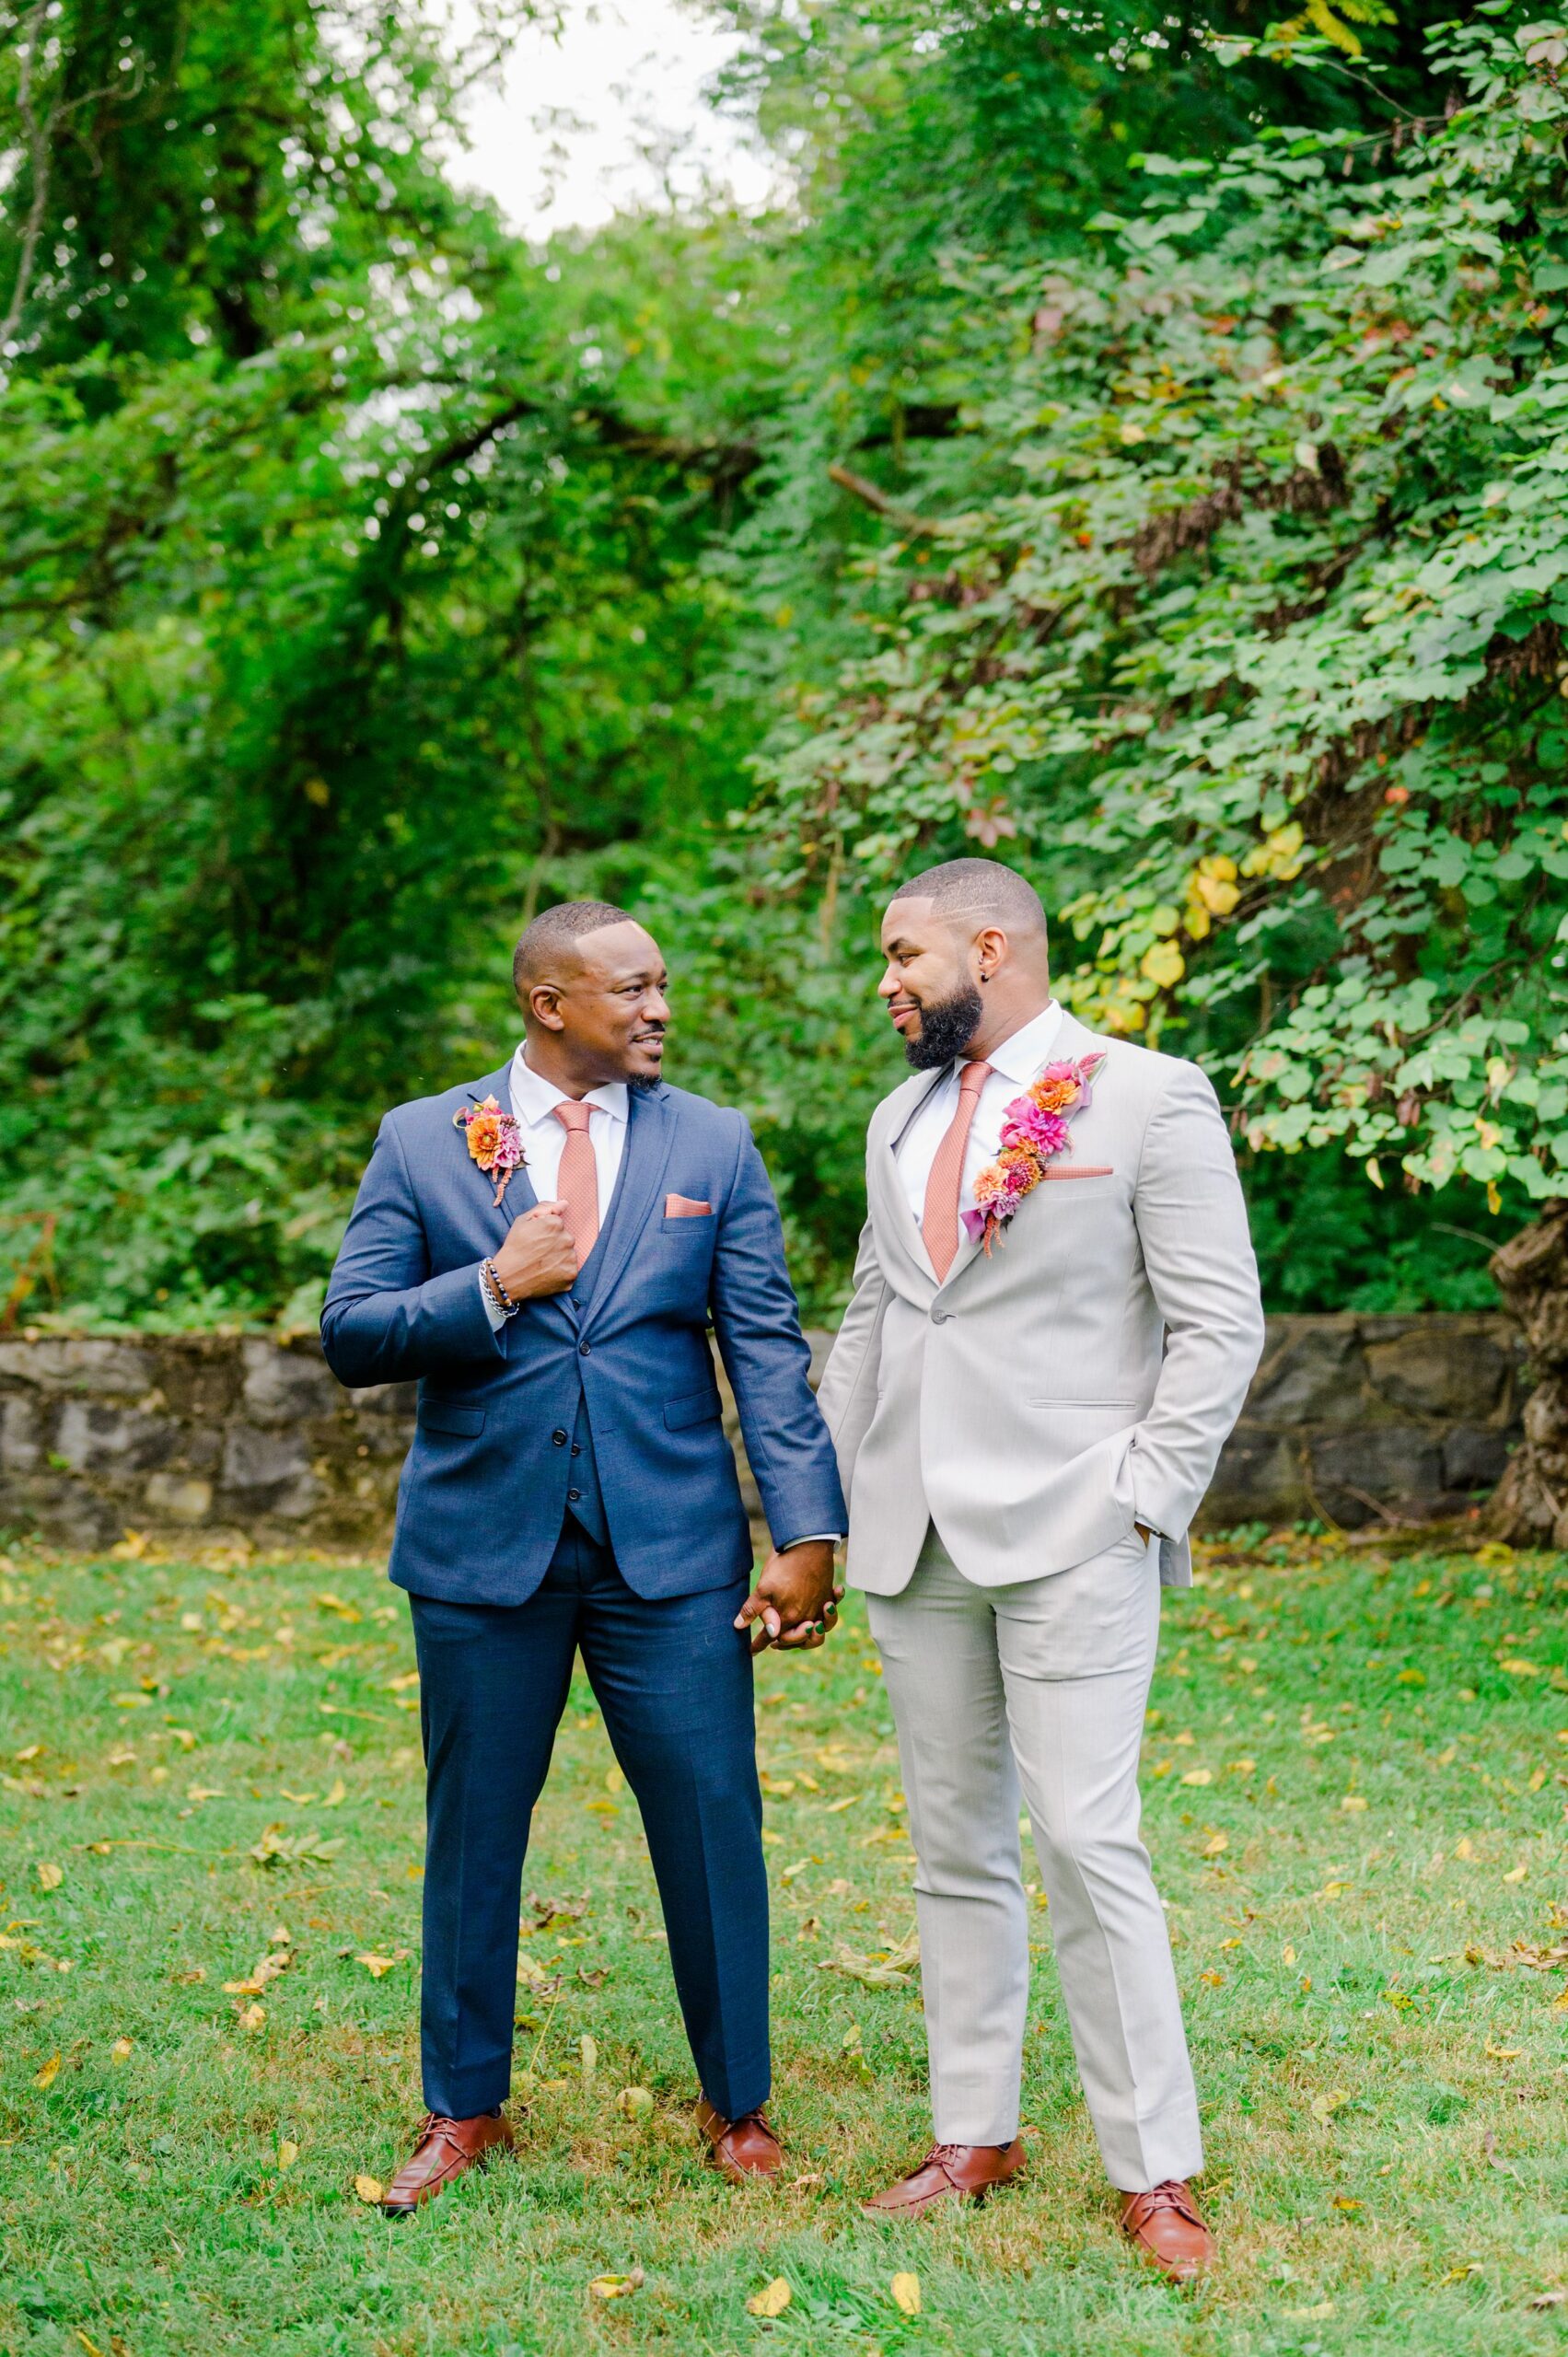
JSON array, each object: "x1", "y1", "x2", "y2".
[
  {"x1": 513, "y1": 899, "x2": 635, "y2": 994},
  {"x1": 890, "y1": 857, "x2": 1048, "y2": 940}
]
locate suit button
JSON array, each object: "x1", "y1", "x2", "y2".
[
  {"x1": 579, "y1": 1342, "x2": 591, "y2": 1356},
  {"x1": 552, "y1": 1429, "x2": 567, "y2": 1447},
  {"x1": 571, "y1": 1444, "x2": 581, "y2": 1457},
  {"x1": 931, "y1": 1310, "x2": 950, "y2": 1326},
  {"x1": 567, "y1": 1488, "x2": 581, "y2": 1503}
]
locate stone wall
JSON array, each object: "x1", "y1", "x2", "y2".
[{"x1": 0, "y1": 1315, "x2": 1527, "y2": 1555}]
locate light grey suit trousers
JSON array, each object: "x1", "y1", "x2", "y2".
[{"x1": 869, "y1": 1522, "x2": 1200, "y2": 2189}]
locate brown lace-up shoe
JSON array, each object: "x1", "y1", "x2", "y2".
[
  {"x1": 380, "y1": 2109, "x2": 514, "y2": 2215},
  {"x1": 863, "y1": 2138, "x2": 1026, "y2": 2220},
  {"x1": 1119, "y1": 2179, "x2": 1215, "y2": 2282},
  {"x1": 696, "y1": 2097, "x2": 783, "y2": 2183}
]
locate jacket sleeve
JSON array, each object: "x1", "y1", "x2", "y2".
[
  {"x1": 708, "y1": 1116, "x2": 847, "y2": 1550},
  {"x1": 319, "y1": 1116, "x2": 505, "y2": 1388},
  {"x1": 1128, "y1": 1060, "x2": 1265, "y2": 1538},
  {"x1": 814, "y1": 1211, "x2": 889, "y2": 1511}
]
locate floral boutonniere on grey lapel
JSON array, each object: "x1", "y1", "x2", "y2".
[
  {"x1": 454, "y1": 1095, "x2": 525, "y2": 1209},
  {"x1": 963, "y1": 1054, "x2": 1106, "y2": 1255}
]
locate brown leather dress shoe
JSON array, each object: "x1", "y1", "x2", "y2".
[
  {"x1": 380, "y1": 2109, "x2": 514, "y2": 2215},
  {"x1": 1120, "y1": 2179, "x2": 1215, "y2": 2282},
  {"x1": 696, "y1": 2097, "x2": 783, "y2": 2183},
  {"x1": 863, "y1": 2138, "x2": 1026, "y2": 2219}
]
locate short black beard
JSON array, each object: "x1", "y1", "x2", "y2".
[
  {"x1": 629, "y1": 1071, "x2": 662, "y2": 1095},
  {"x1": 902, "y1": 981, "x2": 985, "y2": 1071}
]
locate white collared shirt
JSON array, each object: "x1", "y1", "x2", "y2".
[
  {"x1": 478, "y1": 1045, "x2": 628, "y2": 1328},
  {"x1": 894, "y1": 1000, "x2": 1065, "y2": 1238},
  {"x1": 505, "y1": 1040, "x2": 629, "y2": 1211}
]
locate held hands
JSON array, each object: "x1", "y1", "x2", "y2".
[
  {"x1": 492, "y1": 1202, "x2": 578, "y2": 1300},
  {"x1": 734, "y1": 1540, "x2": 843, "y2": 1655}
]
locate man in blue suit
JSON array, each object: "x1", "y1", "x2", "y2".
[{"x1": 321, "y1": 900, "x2": 846, "y2": 2212}]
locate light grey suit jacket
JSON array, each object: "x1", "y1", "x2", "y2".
[{"x1": 817, "y1": 1009, "x2": 1265, "y2": 1594}]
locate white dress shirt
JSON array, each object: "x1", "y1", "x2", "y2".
[
  {"x1": 895, "y1": 1000, "x2": 1065, "y2": 1231},
  {"x1": 479, "y1": 1045, "x2": 628, "y2": 1327},
  {"x1": 505, "y1": 1041, "x2": 629, "y2": 1207}
]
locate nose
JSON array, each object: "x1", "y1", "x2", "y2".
[
  {"x1": 877, "y1": 964, "x2": 900, "y2": 1000},
  {"x1": 643, "y1": 988, "x2": 670, "y2": 1025}
]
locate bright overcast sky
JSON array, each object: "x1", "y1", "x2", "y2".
[{"x1": 442, "y1": 0, "x2": 774, "y2": 238}]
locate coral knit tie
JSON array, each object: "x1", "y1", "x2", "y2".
[
  {"x1": 921, "y1": 1059, "x2": 993, "y2": 1283},
  {"x1": 552, "y1": 1099, "x2": 600, "y2": 1266}
]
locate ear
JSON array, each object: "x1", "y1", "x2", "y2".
[
  {"x1": 527, "y1": 980, "x2": 567, "y2": 1034},
  {"x1": 972, "y1": 923, "x2": 1008, "y2": 982}
]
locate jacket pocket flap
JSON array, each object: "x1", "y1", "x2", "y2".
[
  {"x1": 418, "y1": 1400, "x2": 487, "y2": 1438},
  {"x1": 664, "y1": 1387, "x2": 723, "y2": 1431}
]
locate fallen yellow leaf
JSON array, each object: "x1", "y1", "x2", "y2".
[
  {"x1": 34, "y1": 2051, "x2": 62, "y2": 2089},
  {"x1": 588, "y1": 2267, "x2": 645, "y2": 2301},
  {"x1": 353, "y1": 2174, "x2": 384, "y2": 2203},
  {"x1": 354, "y1": 1953, "x2": 399, "y2": 1978},
  {"x1": 238, "y1": 2003, "x2": 266, "y2": 2031},
  {"x1": 605, "y1": 1764, "x2": 624, "y2": 1794},
  {"x1": 386, "y1": 1670, "x2": 420, "y2": 1692},
  {"x1": 36, "y1": 1861, "x2": 63, "y2": 1891},
  {"x1": 747, "y1": 2279, "x2": 792, "y2": 2318},
  {"x1": 1485, "y1": 2041, "x2": 1522, "y2": 2061},
  {"x1": 1310, "y1": 2090, "x2": 1348, "y2": 2123},
  {"x1": 277, "y1": 2139, "x2": 299, "y2": 2170},
  {"x1": 579, "y1": 2034, "x2": 598, "y2": 2076},
  {"x1": 1284, "y1": 2302, "x2": 1335, "y2": 2320},
  {"x1": 110, "y1": 2037, "x2": 133, "y2": 2064},
  {"x1": 1455, "y1": 1838, "x2": 1476, "y2": 1860},
  {"x1": 891, "y1": 2271, "x2": 922, "y2": 2316},
  {"x1": 1202, "y1": 1831, "x2": 1229, "y2": 1856},
  {"x1": 1283, "y1": 1944, "x2": 1297, "y2": 1967},
  {"x1": 1342, "y1": 1795, "x2": 1368, "y2": 1813},
  {"x1": 1180, "y1": 1767, "x2": 1213, "y2": 1787},
  {"x1": 1503, "y1": 1864, "x2": 1527, "y2": 1884}
]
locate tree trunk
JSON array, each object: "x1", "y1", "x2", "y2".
[{"x1": 1488, "y1": 1201, "x2": 1568, "y2": 1544}]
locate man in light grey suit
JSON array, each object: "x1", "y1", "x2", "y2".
[{"x1": 817, "y1": 859, "x2": 1264, "y2": 2282}]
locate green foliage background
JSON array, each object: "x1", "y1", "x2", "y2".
[{"x1": 3, "y1": 0, "x2": 1565, "y2": 1329}]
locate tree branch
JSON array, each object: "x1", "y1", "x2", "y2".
[{"x1": 827, "y1": 462, "x2": 963, "y2": 539}]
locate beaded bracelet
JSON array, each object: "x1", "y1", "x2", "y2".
[{"x1": 481, "y1": 1258, "x2": 521, "y2": 1318}]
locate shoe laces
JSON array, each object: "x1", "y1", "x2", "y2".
[{"x1": 1137, "y1": 2178, "x2": 1202, "y2": 2224}]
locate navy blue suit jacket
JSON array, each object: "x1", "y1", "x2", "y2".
[{"x1": 319, "y1": 1063, "x2": 845, "y2": 1606}]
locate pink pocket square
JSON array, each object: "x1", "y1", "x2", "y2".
[
  {"x1": 1040, "y1": 1164, "x2": 1114, "y2": 1180},
  {"x1": 665, "y1": 1193, "x2": 714, "y2": 1218}
]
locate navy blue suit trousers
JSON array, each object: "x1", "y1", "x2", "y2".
[{"x1": 412, "y1": 1519, "x2": 767, "y2": 2121}]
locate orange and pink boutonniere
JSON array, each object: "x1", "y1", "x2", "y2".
[
  {"x1": 454, "y1": 1095, "x2": 525, "y2": 1208},
  {"x1": 963, "y1": 1053, "x2": 1106, "y2": 1255}
]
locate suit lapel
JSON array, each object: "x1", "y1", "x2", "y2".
[
  {"x1": 460, "y1": 1062, "x2": 540, "y2": 1242},
  {"x1": 458, "y1": 1060, "x2": 577, "y2": 1344},
  {"x1": 935, "y1": 1007, "x2": 1108, "y2": 1294},
  {"x1": 871, "y1": 1070, "x2": 948, "y2": 1295},
  {"x1": 577, "y1": 1085, "x2": 677, "y2": 1333}
]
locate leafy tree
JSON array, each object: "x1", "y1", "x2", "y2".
[{"x1": 728, "y1": 4, "x2": 1568, "y2": 1510}]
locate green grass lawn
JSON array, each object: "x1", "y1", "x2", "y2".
[{"x1": 1, "y1": 1531, "x2": 1565, "y2": 2357}]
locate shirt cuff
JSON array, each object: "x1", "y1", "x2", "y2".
[
  {"x1": 478, "y1": 1265, "x2": 506, "y2": 1330},
  {"x1": 783, "y1": 1532, "x2": 843, "y2": 1548}
]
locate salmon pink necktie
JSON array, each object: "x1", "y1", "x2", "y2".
[
  {"x1": 553, "y1": 1100, "x2": 599, "y2": 1265},
  {"x1": 921, "y1": 1059, "x2": 992, "y2": 1282}
]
